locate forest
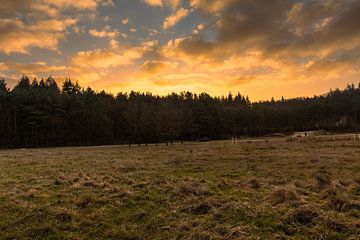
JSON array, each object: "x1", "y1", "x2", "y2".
[{"x1": 0, "y1": 75, "x2": 360, "y2": 148}]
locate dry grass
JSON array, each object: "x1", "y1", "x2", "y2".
[{"x1": 0, "y1": 136, "x2": 359, "y2": 239}]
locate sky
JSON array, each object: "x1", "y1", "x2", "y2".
[{"x1": 0, "y1": 0, "x2": 360, "y2": 100}]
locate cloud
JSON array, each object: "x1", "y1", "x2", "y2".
[
  {"x1": 192, "y1": 23, "x2": 205, "y2": 34},
  {"x1": 166, "y1": 0, "x2": 182, "y2": 9},
  {"x1": 148, "y1": 28, "x2": 159, "y2": 36},
  {"x1": 89, "y1": 29, "x2": 119, "y2": 38},
  {"x1": 143, "y1": 0, "x2": 181, "y2": 9},
  {"x1": 144, "y1": 0, "x2": 163, "y2": 7},
  {"x1": 109, "y1": 39, "x2": 119, "y2": 49},
  {"x1": 142, "y1": 60, "x2": 178, "y2": 74},
  {"x1": 228, "y1": 75, "x2": 257, "y2": 87},
  {"x1": 160, "y1": 36, "x2": 216, "y2": 62},
  {"x1": 71, "y1": 49, "x2": 133, "y2": 69},
  {"x1": 189, "y1": 0, "x2": 234, "y2": 14},
  {"x1": 0, "y1": 0, "x2": 112, "y2": 18},
  {"x1": 0, "y1": 62, "x2": 66, "y2": 74},
  {"x1": 122, "y1": 18, "x2": 129, "y2": 24},
  {"x1": 0, "y1": 18, "x2": 76, "y2": 54},
  {"x1": 155, "y1": 0, "x2": 360, "y2": 88},
  {"x1": 305, "y1": 48, "x2": 360, "y2": 77},
  {"x1": 0, "y1": 0, "x2": 112, "y2": 54},
  {"x1": 69, "y1": 49, "x2": 134, "y2": 84},
  {"x1": 163, "y1": 8, "x2": 190, "y2": 29},
  {"x1": 69, "y1": 42, "x2": 153, "y2": 84},
  {"x1": 187, "y1": 0, "x2": 360, "y2": 58},
  {"x1": 57, "y1": 0, "x2": 113, "y2": 8},
  {"x1": 46, "y1": 0, "x2": 98, "y2": 9}
]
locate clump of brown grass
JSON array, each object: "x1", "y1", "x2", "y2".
[
  {"x1": 54, "y1": 178, "x2": 62, "y2": 185},
  {"x1": 217, "y1": 180, "x2": 233, "y2": 190},
  {"x1": 270, "y1": 187, "x2": 300, "y2": 205},
  {"x1": 101, "y1": 175, "x2": 117, "y2": 184},
  {"x1": 82, "y1": 181, "x2": 97, "y2": 188},
  {"x1": 338, "y1": 179, "x2": 352, "y2": 187},
  {"x1": 132, "y1": 211, "x2": 147, "y2": 221},
  {"x1": 271, "y1": 178, "x2": 288, "y2": 185},
  {"x1": 247, "y1": 178, "x2": 261, "y2": 189},
  {"x1": 293, "y1": 180, "x2": 308, "y2": 189},
  {"x1": 325, "y1": 195, "x2": 360, "y2": 212},
  {"x1": 325, "y1": 219, "x2": 349, "y2": 233},
  {"x1": 117, "y1": 187, "x2": 132, "y2": 196},
  {"x1": 190, "y1": 202, "x2": 214, "y2": 215},
  {"x1": 315, "y1": 170, "x2": 331, "y2": 190},
  {"x1": 78, "y1": 171, "x2": 90, "y2": 180},
  {"x1": 99, "y1": 181, "x2": 112, "y2": 189},
  {"x1": 217, "y1": 179, "x2": 243, "y2": 190},
  {"x1": 173, "y1": 180, "x2": 210, "y2": 199},
  {"x1": 354, "y1": 177, "x2": 360, "y2": 185},
  {"x1": 320, "y1": 187, "x2": 338, "y2": 200},
  {"x1": 224, "y1": 226, "x2": 247, "y2": 239},
  {"x1": 119, "y1": 176, "x2": 136, "y2": 185},
  {"x1": 53, "y1": 208, "x2": 73, "y2": 222},
  {"x1": 24, "y1": 189, "x2": 37, "y2": 200},
  {"x1": 76, "y1": 196, "x2": 94, "y2": 209},
  {"x1": 189, "y1": 231, "x2": 213, "y2": 240},
  {"x1": 349, "y1": 185, "x2": 360, "y2": 196},
  {"x1": 329, "y1": 199, "x2": 348, "y2": 212},
  {"x1": 285, "y1": 207, "x2": 318, "y2": 226}
]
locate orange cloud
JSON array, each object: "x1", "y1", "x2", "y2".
[
  {"x1": 144, "y1": 0, "x2": 162, "y2": 7},
  {"x1": 0, "y1": 0, "x2": 111, "y2": 18},
  {"x1": 122, "y1": 18, "x2": 129, "y2": 24},
  {"x1": 163, "y1": 8, "x2": 190, "y2": 29},
  {"x1": 46, "y1": 0, "x2": 98, "y2": 9},
  {"x1": 192, "y1": 23, "x2": 205, "y2": 34},
  {"x1": 71, "y1": 49, "x2": 133, "y2": 69},
  {"x1": 144, "y1": 0, "x2": 181, "y2": 9},
  {"x1": 189, "y1": 0, "x2": 234, "y2": 13},
  {"x1": 0, "y1": 0, "x2": 112, "y2": 54},
  {"x1": 0, "y1": 62, "x2": 66, "y2": 74},
  {"x1": 68, "y1": 41, "x2": 154, "y2": 84},
  {"x1": 89, "y1": 29, "x2": 119, "y2": 38},
  {"x1": 0, "y1": 18, "x2": 76, "y2": 54}
]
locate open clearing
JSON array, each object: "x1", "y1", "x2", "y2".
[{"x1": 0, "y1": 137, "x2": 359, "y2": 239}]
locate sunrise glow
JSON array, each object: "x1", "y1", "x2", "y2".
[{"x1": 1, "y1": 0, "x2": 360, "y2": 100}]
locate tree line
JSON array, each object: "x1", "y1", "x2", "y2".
[{"x1": 0, "y1": 75, "x2": 359, "y2": 148}]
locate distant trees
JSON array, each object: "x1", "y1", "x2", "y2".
[{"x1": 0, "y1": 75, "x2": 360, "y2": 148}]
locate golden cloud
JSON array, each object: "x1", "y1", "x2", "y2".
[
  {"x1": 144, "y1": 0, "x2": 181, "y2": 9},
  {"x1": 0, "y1": 0, "x2": 111, "y2": 18},
  {"x1": 0, "y1": 0, "x2": 112, "y2": 54},
  {"x1": 1, "y1": 62, "x2": 66, "y2": 74},
  {"x1": 163, "y1": 8, "x2": 190, "y2": 29},
  {"x1": 122, "y1": 18, "x2": 129, "y2": 24},
  {"x1": 89, "y1": 29, "x2": 119, "y2": 38},
  {"x1": 143, "y1": 0, "x2": 162, "y2": 7},
  {"x1": 69, "y1": 42, "x2": 152, "y2": 84},
  {"x1": 71, "y1": 49, "x2": 133, "y2": 69},
  {"x1": 46, "y1": 0, "x2": 98, "y2": 9},
  {"x1": 0, "y1": 18, "x2": 76, "y2": 54}
]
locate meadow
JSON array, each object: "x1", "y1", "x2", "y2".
[{"x1": 0, "y1": 136, "x2": 359, "y2": 239}]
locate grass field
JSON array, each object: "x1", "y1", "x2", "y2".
[{"x1": 0, "y1": 136, "x2": 359, "y2": 239}]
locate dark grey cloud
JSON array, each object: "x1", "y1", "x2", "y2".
[{"x1": 179, "y1": 0, "x2": 360, "y2": 62}]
